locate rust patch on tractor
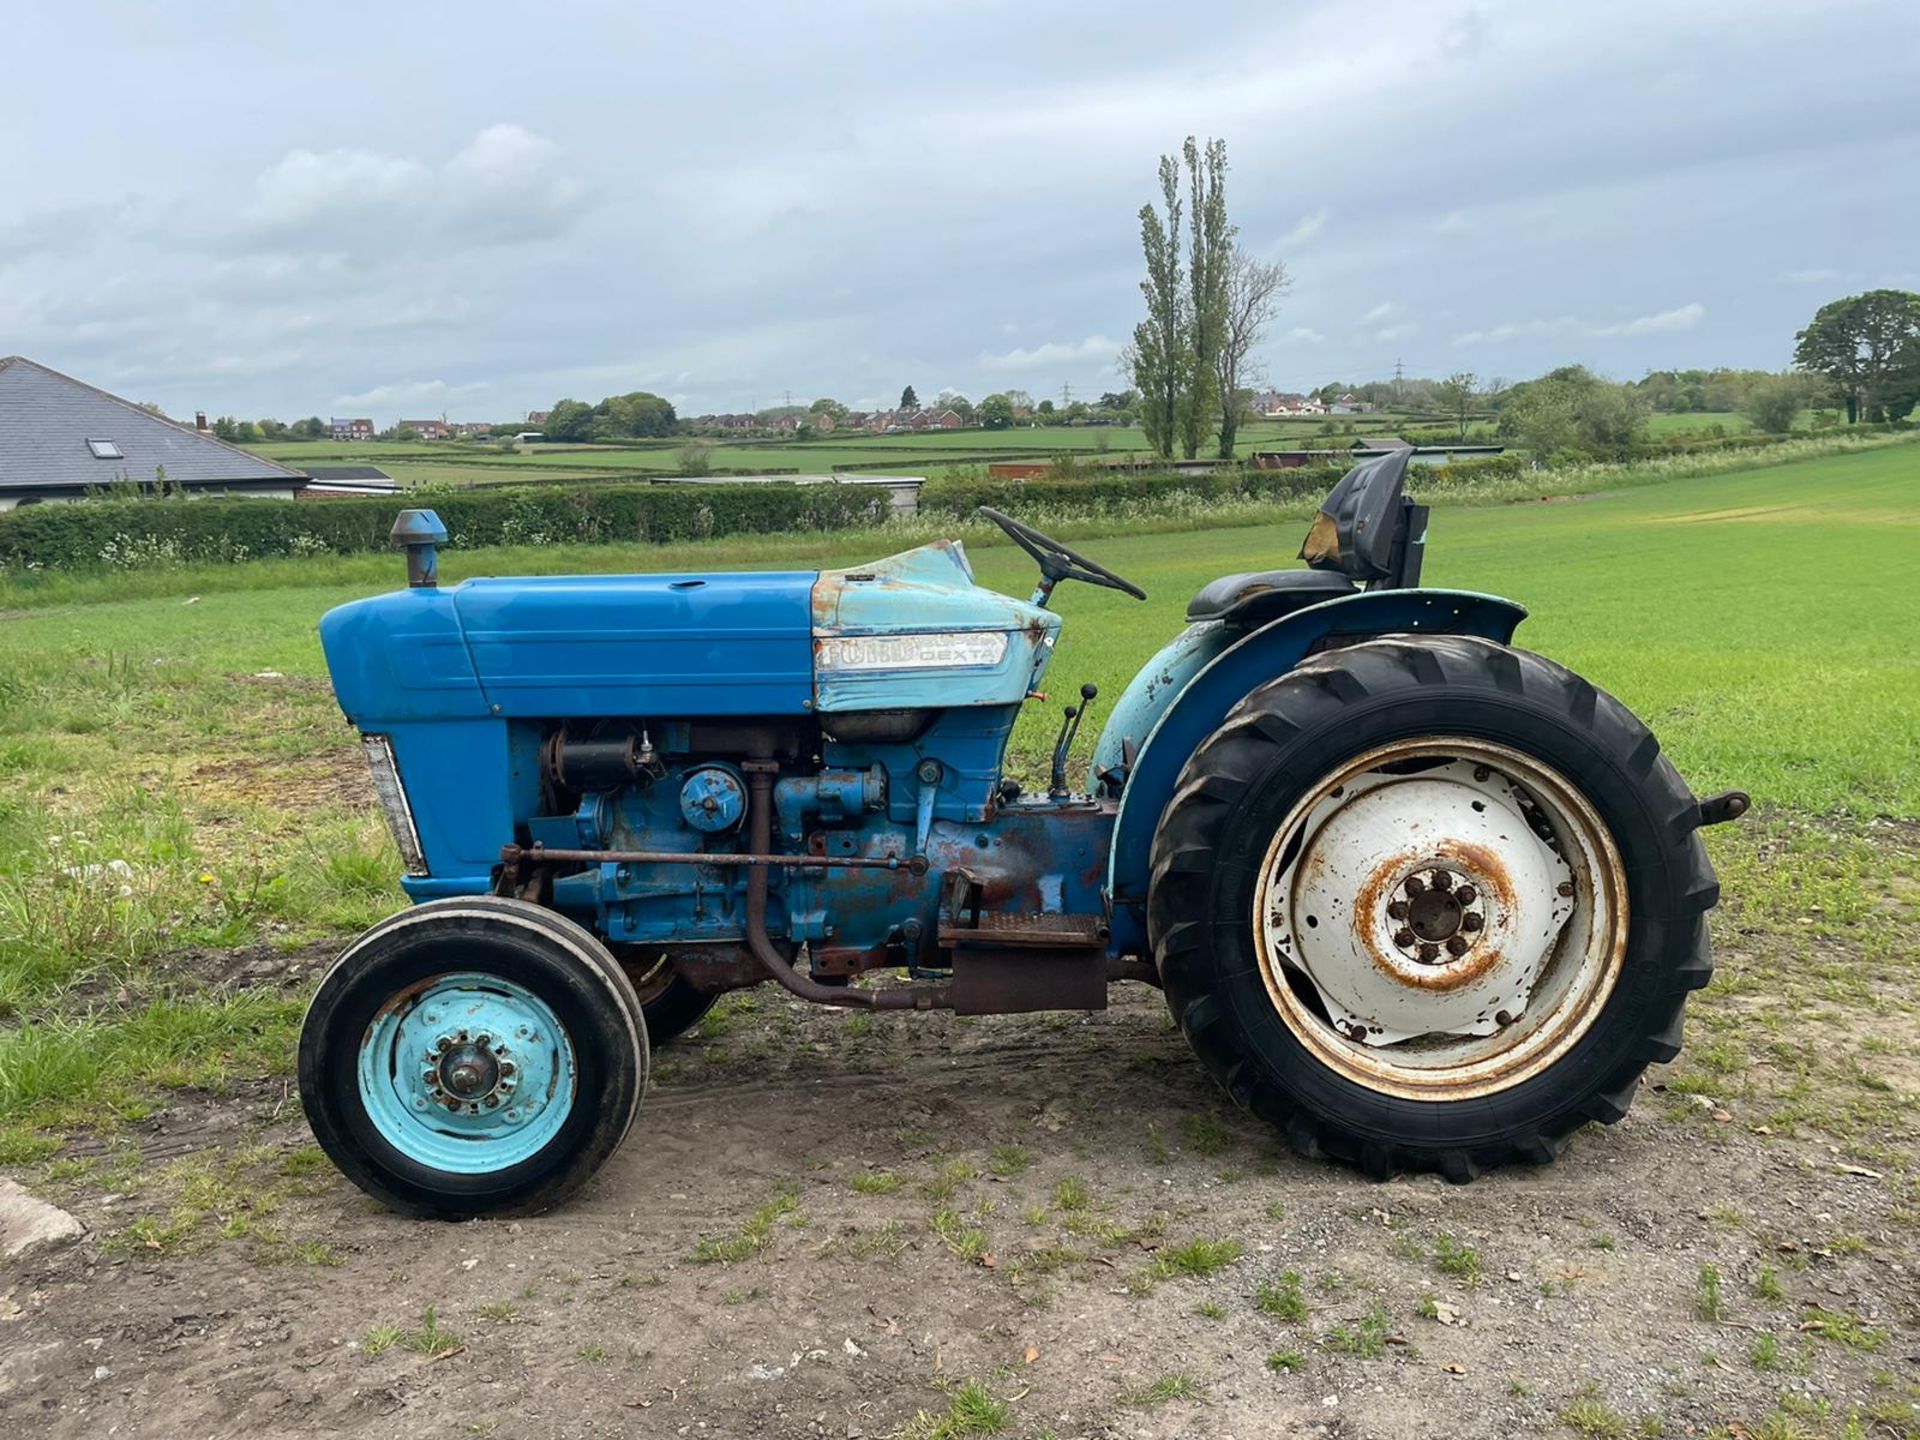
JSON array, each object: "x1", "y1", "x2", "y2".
[{"x1": 1354, "y1": 839, "x2": 1516, "y2": 994}]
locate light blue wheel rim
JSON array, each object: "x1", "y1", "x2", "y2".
[{"x1": 356, "y1": 971, "x2": 577, "y2": 1174}]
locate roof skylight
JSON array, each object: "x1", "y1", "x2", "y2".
[{"x1": 86, "y1": 439, "x2": 123, "y2": 459}]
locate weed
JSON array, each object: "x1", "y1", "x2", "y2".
[
  {"x1": 1559, "y1": 1383, "x2": 1630, "y2": 1439},
  {"x1": 1800, "y1": 1305, "x2": 1884, "y2": 1352},
  {"x1": 1755, "y1": 1264, "x2": 1785, "y2": 1302},
  {"x1": 987, "y1": 1145, "x2": 1031, "y2": 1178},
  {"x1": 1323, "y1": 1302, "x2": 1392, "y2": 1358},
  {"x1": 1257, "y1": 1271, "x2": 1307, "y2": 1322},
  {"x1": 930, "y1": 1206, "x2": 988, "y2": 1263},
  {"x1": 848, "y1": 1219, "x2": 909, "y2": 1260},
  {"x1": 1150, "y1": 1237, "x2": 1242, "y2": 1280},
  {"x1": 692, "y1": 1187, "x2": 799, "y2": 1263},
  {"x1": 476, "y1": 1301, "x2": 520, "y2": 1324},
  {"x1": 1695, "y1": 1265, "x2": 1725, "y2": 1322},
  {"x1": 1121, "y1": 1373, "x2": 1204, "y2": 1406},
  {"x1": 403, "y1": 1307, "x2": 462, "y2": 1358},
  {"x1": 923, "y1": 1158, "x2": 975, "y2": 1201},
  {"x1": 1750, "y1": 1332, "x2": 1780, "y2": 1370},
  {"x1": 1184, "y1": 1113, "x2": 1232, "y2": 1156},
  {"x1": 1266, "y1": 1350, "x2": 1305, "y2": 1373},
  {"x1": 361, "y1": 1324, "x2": 404, "y2": 1357},
  {"x1": 578, "y1": 1343, "x2": 608, "y2": 1364},
  {"x1": 1194, "y1": 1300, "x2": 1225, "y2": 1320},
  {"x1": 852, "y1": 1170, "x2": 906, "y2": 1195},
  {"x1": 1145, "y1": 1124, "x2": 1170, "y2": 1164},
  {"x1": 1434, "y1": 1233, "x2": 1482, "y2": 1284},
  {"x1": 899, "y1": 1379, "x2": 1009, "y2": 1439},
  {"x1": 1052, "y1": 1175, "x2": 1091, "y2": 1212}
]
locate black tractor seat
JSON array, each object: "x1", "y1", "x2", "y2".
[{"x1": 1186, "y1": 569, "x2": 1357, "y2": 627}]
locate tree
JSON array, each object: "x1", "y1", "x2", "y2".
[
  {"x1": 1496, "y1": 366, "x2": 1647, "y2": 461},
  {"x1": 543, "y1": 399, "x2": 594, "y2": 442},
  {"x1": 1793, "y1": 289, "x2": 1920, "y2": 422},
  {"x1": 1127, "y1": 152, "x2": 1187, "y2": 458},
  {"x1": 1004, "y1": 389, "x2": 1034, "y2": 415},
  {"x1": 293, "y1": 416, "x2": 326, "y2": 439},
  {"x1": 1213, "y1": 246, "x2": 1288, "y2": 457},
  {"x1": 1036, "y1": 399, "x2": 1056, "y2": 418},
  {"x1": 1435, "y1": 371, "x2": 1479, "y2": 441},
  {"x1": 979, "y1": 393, "x2": 1016, "y2": 430},
  {"x1": 1740, "y1": 372, "x2": 1816, "y2": 434},
  {"x1": 808, "y1": 397, "x2": 848, "y2": 422},
  {"x1": 1182, "y1": 136, "x2": 1233, "y2": 459},
  {"x1": 899, "y1": 385, "x2": 919, "y2": 410}
]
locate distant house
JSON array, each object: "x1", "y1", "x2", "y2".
[
  {"x1": 1350, "y1": 436, "x2": 1412, "y2": 452},
  {"x1": 0, "y1": 355, "x2": 310, "y2": 510},
  {"x1": 329, "y1": 416, "x2": 376, "y2": 441},
  {"x1": 399, "y1": 419, "x2": 450, "y2": 440},
  {"x1": 867, "y1": 409, "x2": 896, "y2": 433},
  {"x1": 525, "y1": 410, "x2": 551, "y2": 428},
  {"x1": 929, "y1": 409, "x2": 964, "y2": 429},
  {"x1": 1257, "y1": 391, "x2": 1326, "y2": 417},
  {"x1": 451, "y1": 422, "x2": 494, "y2": 439},
  {"x1": 809, "y1": 410, "x2": 836, "y2": 433}
]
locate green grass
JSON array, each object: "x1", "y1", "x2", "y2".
[
  {"x1": 899, "y1": 1379, "x2": 1009, "y2": 1439},
  {"x1": 1257, "y1": 1271, "x2": 1308, "y2": 1321},
  {"x1": 1, "y1": 441, "x2": 1917, "y2": 1152},
  {"x1": 691, "y1": 1187, "x2": 800, "y2": 1263}
]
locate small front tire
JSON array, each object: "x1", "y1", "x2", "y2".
[{"x1": 298, "y1": 898, "x2": 646, "y2": 1219}]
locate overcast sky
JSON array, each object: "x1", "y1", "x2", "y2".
[{"x1": 4, "y1": 0, "x2": 1916, "y2": 423}]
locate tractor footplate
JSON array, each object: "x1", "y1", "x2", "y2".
[{"x1": 939, "y1": 912, "x2": 1108, "y2": 1015}]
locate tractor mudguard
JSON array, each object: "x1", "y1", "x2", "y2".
[{"x1": 1103, "y1": 588, "x2": 1527, "y2": 956}]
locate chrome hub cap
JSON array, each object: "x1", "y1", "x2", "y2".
[{"x1": 1254, "y1": 738, "x2": 1626, "y2": 1100}]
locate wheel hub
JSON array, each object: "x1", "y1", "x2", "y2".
[
  {"x1": 419, "y1": 1027, "x2": 522, "y2": 1115},
  {"x1": 1264, "y1": 755, "x2": 1581, "y2": 1047}
]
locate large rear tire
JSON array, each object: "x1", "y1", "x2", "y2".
[
  {"x1": 299, "y1": 897, "x2": 646, "y2": 1218},
  {"x1": 1147, "y1": 635, "x2": 1718, "y2": 1182}
]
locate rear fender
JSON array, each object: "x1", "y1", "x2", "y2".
[{"x1": 1104, "y1": 588, "x2": 1527, "y2": 955}]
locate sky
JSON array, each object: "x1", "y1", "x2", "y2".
[{"x1": 3, "y1": 0, "x2": 1917, "y2": 425}]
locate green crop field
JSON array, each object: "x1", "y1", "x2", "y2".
[
  {"x1": 1, "y1": 442, "x2": 1916, "y2": 1158},
  {"x1": 251, "y1": 415, "x2": 1437, "y2": 487}
]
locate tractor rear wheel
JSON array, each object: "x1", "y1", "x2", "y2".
[
  {"x1": 298, "y1": 897, "x2": 646, "y2": 1218},
  {"x1": 1147, "y1": 636, "x2": 1717, "y2": 1182}
]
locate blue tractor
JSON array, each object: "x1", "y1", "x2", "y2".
[{"x1": 299, "y1": 452, "x2": 1747, "y2": 1216}]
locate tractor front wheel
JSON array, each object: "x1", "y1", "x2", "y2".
[
  {"x1": 298, "y1": 897, "x2": 646, "y2": 1218},
  {"x1": 1147, "y1": 636, "x2": 1718, "y2": 1182}
]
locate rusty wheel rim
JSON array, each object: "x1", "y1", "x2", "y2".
[
  {"x1": 622, "y1": 953, "x2": 678, "y2": 1007},
  {"x1": 1252, "y1": 737, "x2": 1627, "y2": 1102}
]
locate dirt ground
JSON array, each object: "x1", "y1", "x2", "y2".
[{"x1": 2, "y1": 941, "x2": 1916, "y2": 1440}]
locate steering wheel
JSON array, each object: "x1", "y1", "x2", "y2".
[{"x1": 977, "y1": 507, "x2": 1147, "y2": 601}]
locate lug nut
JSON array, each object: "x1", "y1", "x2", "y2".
[
  {"x1": 1404, "y1": 876, "x2": 1427, "y2": 896},
  {"x1": 1430, "y1": 870, "x2": 1453, "y2": 892},
  {"x1": 1454, "y1": 885, "x2": 1477, "y2": 906},
  {"x1": 1557, "y1": 881, "x2": 1575, "y2": 897},
  {"x1": 1393, "y1": 927, "x2": 1416, "y2": 948},
  {"x1": 1473, "y1": 766, "x2": 1491, "y2": 782},
  {"x1": 1387, "y1": 900, "x2": 1409, "y2": 920},
  {"x1": 1446, "y1": 935, "x2": 1470, "y2": 956},
  {"x1": 1462, "y1": 912, "x2": 1485, "y2": 932},
  {"x1": 1418, "y1": 941, "x2": 1441, "y2": 963}
]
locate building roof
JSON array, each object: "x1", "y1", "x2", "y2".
[
  {"x1": 0, "y1": 356, "x2": 306, "y2": 496},
  {"x1": 1351, "y1": 436, "x2": 1412, "y2": 450}
]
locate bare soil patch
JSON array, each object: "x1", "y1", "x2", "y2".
[{"x1": 3, "y1": 975, "x2": 1914, "y2": 1440}]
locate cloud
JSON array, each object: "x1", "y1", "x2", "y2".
[
  {"x1": 241, "y1": 123, "x2": 582, "y2": 254},
  {"x1": 1284, "y1": 326, "x2": 1325, "y2": 343},
  {"x1": 1360, "y1": 302, "x2": 1396, "y2": 324},
  {"x1": 1454, "y1": 302, "x2": 1705, "y2": 346},
  {"x1": 331, "y1": 377, "x2": 491, "y2": 410},
  {"x1": 1374, "y1": 323, "x2": 1417, "y2": 341},
  {"x1": 1593, "y1": 302, "x2": 1706, "y2": 337},
  {"x1": 1279, "y1": 209, "x2": 1328, "y2": 248},
  {"x1": 976, "y1": 334, "x2": 1120, "y2": 371}
]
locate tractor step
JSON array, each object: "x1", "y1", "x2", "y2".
[
  {"x1": 938, "y1": 910, "x2": 1109, "y2": 1015},
  {"x1": 938, "y1": 912, "x2": 1106, "y2": 949}
]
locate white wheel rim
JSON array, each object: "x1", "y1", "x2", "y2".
[{"x1": 1252, "y1": 737, "x2": 1627, "y2": 1101}]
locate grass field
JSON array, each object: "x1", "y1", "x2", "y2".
[
  {"x1": 250, "y1": 413, "x2": 1464, "y2": 487},
  {"x1": 0, "y1": 441, "x2": 1916, "y2": 1144},
  {"x1": 2, "y1": 443, "x2": 1917, "y2": 1436}
]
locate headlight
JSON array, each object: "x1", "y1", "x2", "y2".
[
  {"x1": 815, "y1": 631, "x2": 1009, "y2": 671},
  {"x1": 361, "y1": 734, "x2": 428, "y2": 876}
]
